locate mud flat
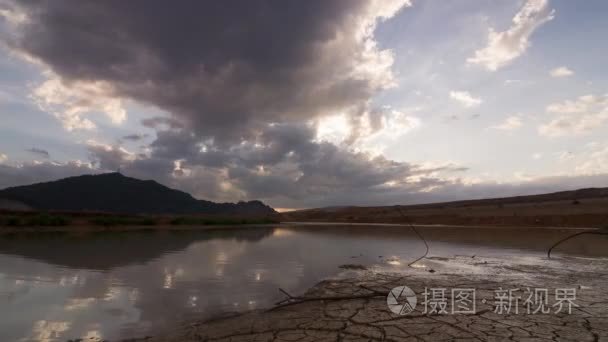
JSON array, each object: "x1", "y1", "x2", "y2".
[{"x1": 123, "y1": 254, "x2": 608, "y2": 342}]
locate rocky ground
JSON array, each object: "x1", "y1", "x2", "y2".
[{"x1": 125, "y1": 255, "x2": 608, "y2": 342}]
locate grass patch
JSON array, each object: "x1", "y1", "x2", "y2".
[
  {"x1": 1, "y1": 214, "x2": 71, "y2": 227},
  {"x1": 5, "y1": 216, "x2": 21, "y2": 226},
  {"x1": 0, "y1": 213, "x2": 275, "y2": 228},
  {"x1": 24, "y1": 214, "x2": 71, "y2": 226},
  {"x1": 88, "y1": 216, "x2": 158, "y2": 226},
  {"x1": 169, "y1": 217, "x2": 277, "y2": 226}
]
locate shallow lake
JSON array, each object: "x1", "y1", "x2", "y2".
[{"x1": 0, "y1": 224, "x2": 606, "y2": 342}]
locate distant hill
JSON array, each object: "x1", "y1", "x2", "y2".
[
  {"x1": 282, "y1": 187, "x2": 608, "y2": 228},
  {"x1": 0, "y1": 173, "x2": 276, "y2": 215}
]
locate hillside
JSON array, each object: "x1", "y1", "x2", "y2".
[
  {"x1": 282, "y1": 188, "x2": 608, "y2": 228},
  {"x1": 0, "y1": 173, "x2": 276, "y2": 216}
]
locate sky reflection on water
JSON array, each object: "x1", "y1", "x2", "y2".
[{"x1": 0, "y1": 225, "x2": 606, "y2": 342}]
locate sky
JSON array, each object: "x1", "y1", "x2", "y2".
[{"x1": 1, "y1": 0, "x2": 607, "y2": 210}]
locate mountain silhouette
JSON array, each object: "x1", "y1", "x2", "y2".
[{"x1": 0, "y1": 172, "x2": 276, "y2": 215}]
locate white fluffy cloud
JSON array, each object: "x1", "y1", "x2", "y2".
[
  {"x1": 539, "y1": 94, "x2": 608, "y2": 137},
  {"x1": 575, "y1": 142, "x2": 608, "y2": 175},
  {"x1": 550, "y1": 66, "x2": 574, "y2": 77},
  {"x1": 490, "y1": 115, "x2": 523, "y2": 131},
  {"x1": 449, "y1": 91, "x2": 482, "y2": 108},
  {"x1": 0, "y1": 3, "x2": 26, "y2": 26},
  {"x1": 0, "y1": 153, "x2": 7, "y2": 163},
  {"x1": 468, "y1": 0, "x2": 554, "y2": 71},
  {"x1": 30, "y1": 72, "x2": 127, "y2": 131},
  {"x1": 315, "y1": 107, "x2": 420, "y2": 151}
]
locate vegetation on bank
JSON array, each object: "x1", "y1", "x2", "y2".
[
  {"x1": 169, "y1": 217, "x2": 277, "y2": 225},
  {"x1": 1, "y1": 214, "x2": 71, "y2": 227},
  {"x1": 88, "y1": 216, "x2": 158, "y2": 226},
  {"x1": 0, "y1": 211, "x2": 279, "y2": 228},
  {"x1": 87, "y1": 216, "x2": 277, "y2": 226}
]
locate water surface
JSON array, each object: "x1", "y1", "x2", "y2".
[{"x1": 0, "y1": 224, "x2": 606, "y2": 342}]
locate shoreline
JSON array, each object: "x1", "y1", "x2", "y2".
[
  {"x1": 121, "y1": 254, "x2": 608, "y2": 342},
  {"x1": 282, "y1": 221, "x2": 601, "y2": 230},
  {"x1": 0, "y1": 221, "x2": 600, "y2": 235},
  {"x1": 0, "y1": 223, "x2": 281, "y2": 235}
]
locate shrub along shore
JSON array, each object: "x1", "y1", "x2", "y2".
[{"x1": 0, "y1": 210, "x2": 279, "y2": 234}]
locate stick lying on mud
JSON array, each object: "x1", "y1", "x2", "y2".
[
  {"x1": 407, "y1": 224, "x2": 429, "y2": 267},
  {"x1": 271, "y1": 285, "x2": 389, "y2": 311},
  {"x1": 275, "y1": 288, "x2": 296, "y2": 305},
  {"x1": 547, "y1": 230, "x2": 608, "y2": 259},
  {"x1": 394, "y1": 206, "x2": 430, "y2": 267}
]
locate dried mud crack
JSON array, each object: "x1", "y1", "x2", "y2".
[{"x1": 124, "y1": 256, "x2": 608, "y2": 342}]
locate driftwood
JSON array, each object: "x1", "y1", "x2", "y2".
[
  {"x1": 394, "y1": 206, "x2": 430, "y2": 267},
  {"x1": 271, "y1": 285, "x2": 389, "y2": 311},
  {"x1": 547, "y1": 231, "x2": 608, "y2": 258}
]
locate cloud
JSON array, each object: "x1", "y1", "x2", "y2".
[
  {"x1": 0, "y1": 5, "x2": 26, "y2": 26},
  {"x1": 575, "y1": 142, "x2": 608, "y2": 175},
  {"x1": 86, "y1": 140, "x2": 136, "y2": 171},
  {"x1": 0, "y1": 160, "x2": 94, "y2": 190},
  {"x1": 6, "y1": 135, "x2": 608, "y2": 209},
  {"x1": 8, "y1": 1, "x2": 605, "y2": 209},
  {"x1": 314, "y1": 107, "x2": 421, "y2": 149},
  {"x1": 539, "y1": 94, "x2": 608, "y2": 137},
  {"x1": 556, "y1": 150, "x2": 574, "y2": 162},
  {"x1": 550, "y1": 66, "x2": 574, "y2": 78},
  {"x1": 490, "y1": 115, "x2": 523, "y2": 131},
  {"x1": 1, "y1": 0, "x2": 460, "y2": 207},
  {"x1": 0, "y1": 153, "x2": 7, "y2": 163},
  {"x1": 25, "y1": 147, "x2": 50, "y2": 158},
  {"x1": 141, "y1": 117, "x2": 184, "y2": 130},
  {"x1": 545, "y1": 94, "x2": 607, "y2": 114},
  {"x1": 122, "y1": 134, "x2": 148, "y2": 142},
  {"x1": 30, "y1": 72, "x2": 127, "y2": 131},
  {"x1": 449, "y1": 91, "x2": 482, "y2": 108},
  {"x1": 467, "y1": 0, "x2": 555, "y2": 71},
  {"x1": 6, "y1": 0, "x2": 410, "y2": 142},
  {"x1": 75, "y1": 122, "x2": 464, "y2": 207},
  {"x1": 504, "y1": 79, "x2": 523, "y2": 85}
]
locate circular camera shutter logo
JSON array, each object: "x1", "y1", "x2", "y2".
[{"x1": 387, "y1": 286, "x2": 417, "y2": 315}]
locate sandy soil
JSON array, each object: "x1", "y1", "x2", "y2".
[{"x1": 120, "y1": 254, "x2": 608, "y2": 342}]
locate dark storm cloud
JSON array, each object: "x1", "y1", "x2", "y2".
[
  {"x1": 141, "y1": 117, "x2": 184, "y2": 130},
  {"x1": 8, "y1": 0, "x2": 404, "y2": 143},
  {"x1": 122, "y1": 134, "x2": 148, "y2": 142},
  {"x1": 7, "y1": 0, "x2": 465, "y2": 207},
  {"x1": 25, "y1": 147, "x2": 49, "y2": 158},
  {"x1": 5, "y1": 1, "x2": 608, "y2": 209},
  {"x1": 81, "y1": 123, "x2": 466, "y2": 206}
]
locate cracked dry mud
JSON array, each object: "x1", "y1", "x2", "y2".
[{"x1": 128, "y1": 256, "x2": 608, "y2": 342}]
